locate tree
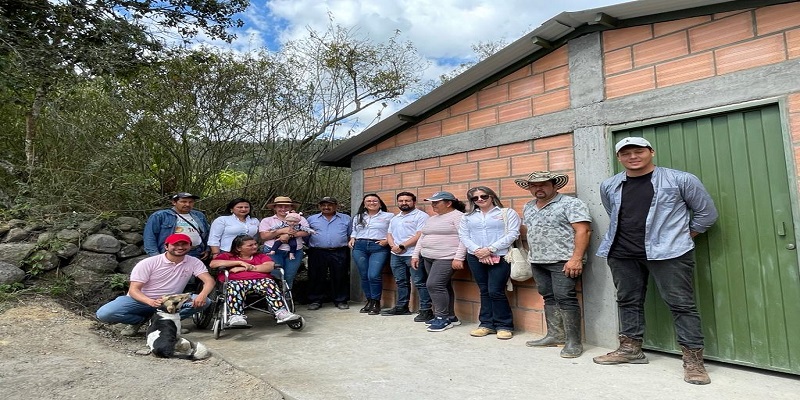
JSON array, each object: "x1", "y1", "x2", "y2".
[{"x1": 0, "y1": 0, "x2": 247, "y2": 172}]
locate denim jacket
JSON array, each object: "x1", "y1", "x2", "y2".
[
  {"x1": 143, "y1": 208, "x2": 209, "y2": 257},
  {"x1": 597, "y1": 166, "x2": 718, "y2": 260}
]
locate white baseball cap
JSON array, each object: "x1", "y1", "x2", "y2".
[{"x1": 615, "y1": 137, "x2": 652, "y2": 153}]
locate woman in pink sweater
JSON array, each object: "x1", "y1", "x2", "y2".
[{"x1": 412, "y1": 191, "x2": 467, "y2": 332}]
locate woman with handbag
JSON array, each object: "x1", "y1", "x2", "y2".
[{"x1": 458, "y1": 186, "x2": 520, "y2": 340}]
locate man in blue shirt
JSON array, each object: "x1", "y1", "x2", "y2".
[
  {"x1": 306, "y1": 197, "x2": 352, "y2": 310},
  {"x1": 384, "y1": 192, "x2": 430, "y2": 318},
  {"x1": 594, "y1": 137, "x2": 718, "y2": 385},
  {"x1": 143, "y1": 192, "x2": 210, "y2": 260}
]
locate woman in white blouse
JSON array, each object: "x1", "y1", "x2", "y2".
[
  {"x1": 208, "y1": 198, "x2": 260, "y2": 257},
  {"x1": 348, "y1": 193, "x2": 393, "y2": 315},
  {"x1": 458, "y1": 186, "x2": 520, "y2": 340}
]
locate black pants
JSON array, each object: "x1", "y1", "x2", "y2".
[{"x1": 307, "y1": 247, "x2": 350, "y2": 304}]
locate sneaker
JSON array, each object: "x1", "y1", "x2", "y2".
[
  {"x1": 336, "y1": 303, "x2": 350, "y2": 310},
  {"x1": 424, "y1": 317, "x2": 437, "y2": 326},
  {"x1": 380, "y1": 305, "x2": 412, "y2": 316},
  {"x1": 470, "y1": 327, "x2": 497, "y2": 337},
  {"x1": 307, "y1": 303, "x2": 321, "y2": 310},
  {"x1": 120, "y1": 322, "x2": 145, "y2": 337},
  {"x1": 496, "y1": 330, "x2": 513, "y2": 340},
  {"x1": 275, "y1": 309, "x2": 301, "y2": 324},
  {"x1": 427, "y1": 317, "x2": 453, "y2": 332},
  {"x1": 414, "y1": 309, "x2": 434, "y2": 322},
  {"x1": 449, "y1": 316, "x2": 462, "y2": 326},
  {"x1": 229, "y1": 314, "x2": 248, "y2": 327}
]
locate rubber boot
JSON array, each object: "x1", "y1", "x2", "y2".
[
  {"x1": 593, "y1": 335, "x2": 649, "y2": 364},
  {"x1": 525, "y1": 305, "x2": 565, "y2": 347},
  {"x1": 359, "y1": 299, "x2": 374, "y2": 313},
  {"x1": 560, "y1": 308, "x2": 583, "y2": 358},
  {"x1": 681, "y1": 346, "x2": 711, "y2": 385}
]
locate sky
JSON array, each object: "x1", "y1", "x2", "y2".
[{"x1": 192, "y1": 0, "x2": 632, "y2": 131}]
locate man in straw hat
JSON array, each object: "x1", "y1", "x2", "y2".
[
  {"x1": 594, "y1": 137, "x2": 717, "y2": 385},
  {"x1": 259, "y1": 196, "x2": 310, "y2": 288},
  {"x1": 515, "y1": 171, "x2": 592, "y2": 358}
]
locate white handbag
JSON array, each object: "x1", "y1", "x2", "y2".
[{"x1": 501, "y1": 208, "x2": 532, "y2": 283}]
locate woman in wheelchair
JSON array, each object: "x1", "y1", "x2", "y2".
[{"x1": 209, "y1": 234, "x2": 301, "y2": 326}]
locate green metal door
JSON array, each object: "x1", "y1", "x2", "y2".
[{"x1": 612, "y1": 104, "x2": 800, "y2": 374}]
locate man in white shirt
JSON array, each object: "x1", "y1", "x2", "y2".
[{"x1": 384, "y1": 192, "x2": 430, "y2": 319}]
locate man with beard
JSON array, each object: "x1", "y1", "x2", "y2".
[
  {"x1": 96, "y1": 234, "x2": 215, "y2": 336},
  {"x1": 516, "y1": 171, "x2": 591, "y2": 358},
  {"x1": 383, "y1": 192, "x2": 431, "y2": 319}
]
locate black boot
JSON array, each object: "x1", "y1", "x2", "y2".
[
  {"x1": 359, "y1": 299, "x2": 374, "y2": 313},
  {"x1": 560, "y1": 308, "x2": 583, "y2": 358},
  {"x1": 368, "y1": 299, "x2": 381, "y2": 315},
  {"x1": 525, "y1": 305, "x2": 565, "y2": 347}
]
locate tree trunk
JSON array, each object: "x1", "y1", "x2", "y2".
[{"x1": 25, "y1": 86, "x2": 44, "y2": 174}]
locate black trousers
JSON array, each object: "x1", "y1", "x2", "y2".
[{"x1": 307, "y1": 247, "x2": 350, "y2": 304}]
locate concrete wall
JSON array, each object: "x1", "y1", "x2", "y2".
[{"x1": 347, "y1": 2, "x2": 800, "y2": 347}]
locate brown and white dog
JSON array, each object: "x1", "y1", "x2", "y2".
[{"x1": 146, "y1": 293, "x2": 209, "y2": 360}]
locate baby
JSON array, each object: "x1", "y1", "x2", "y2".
[{"x1": 265, "y1": 212, "x2": 315, "y2": 260}]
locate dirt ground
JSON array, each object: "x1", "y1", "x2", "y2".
[{"x1": 0, "y1": 296, "x2": 283, "y2": 400}]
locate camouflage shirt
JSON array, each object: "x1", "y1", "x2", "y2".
[{"x1": 523, "y1": 193, "x2": 592, "y2": 264}]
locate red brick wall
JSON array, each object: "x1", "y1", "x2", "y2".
[
  {"x1": 365, "y1": 134, "x2": 576, "y2": 333},
  {"x1": 603, "y1": 3, "x2": 800, "y2": 99}
]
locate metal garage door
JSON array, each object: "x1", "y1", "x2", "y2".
[{"x1": 612, "y1": 104, "x2": 800, "y2": 374}]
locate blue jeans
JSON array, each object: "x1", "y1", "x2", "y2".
[
  {"x1": 607, "y1": 250, "x2": 704, "y2": 348},
  {"x1": 269, "y1": 248, "x2": 304, "y2": 289},
  {"x1": 352, "y1": 239, "x2": 390, "y2": 300},
  {"x1": 389, "y1": 255, "x2": 412, "y2": 307},
  {"x1": 466, "y1": 254, "x2": 514, "y2": 331},
  {"x1": 531, "y1": 262, "x2": 580, "y2": 311},
  {"x1": 409, "y1": 257, "x2": 432, "y2": 311},
  {"x1": 96, "y1": 294, "x2": 210, "y2": 325}
]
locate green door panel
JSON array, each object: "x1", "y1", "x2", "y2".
[{"x1": 612, "y1": 104, "x2": 800, "y2": 374}]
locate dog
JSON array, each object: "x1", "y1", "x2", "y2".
[{"x1": 146, "y1": 293, "x2": 210, "y2": 360}]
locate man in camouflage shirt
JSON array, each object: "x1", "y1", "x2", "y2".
[{"x1": 516, "y1": 171, "x2": 592, "y2": 358}]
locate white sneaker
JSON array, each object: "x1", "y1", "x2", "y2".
[
  {"x1": 228, "y1": 314, "x2": 248, "y2": 326},
  {"x1": 274, "y1": 309, "x2": 301, "y2": 324}
]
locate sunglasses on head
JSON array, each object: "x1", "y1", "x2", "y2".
[{"x1": 470, "y1": 194, "x2": 491, "y2": 202}]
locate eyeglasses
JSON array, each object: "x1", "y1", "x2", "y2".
[{"x1": 470, "y1": 194, "x2": 491, "y2": 202}]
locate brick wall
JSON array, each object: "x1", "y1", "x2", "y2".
[
  {"x1": 359, "y1": 46, "x2": 570, "y2": 155},
  {"x1": 363, "y1": 134, "x2": 576, "y2": 333},
  {"x1": 603, "y1": 3, "x2": 800, "y2": 99}
]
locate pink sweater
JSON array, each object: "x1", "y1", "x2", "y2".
[{"x1": 413, "y1": 210, "x2": 466, "y2": 260}]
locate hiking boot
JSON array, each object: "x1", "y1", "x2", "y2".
[
  {"x1": 470, "y1": 327, "x2": 497, "y2": 337},
  {"x1": 525, "y1": 305, "x2": 565, "y2": 347},
  {"x1": 380, "y1": 305, "x2": 412, "y2": 316},
  {"x1": 427, "y1": 317, "x2": 453, "y2": 332},
  {"x1": 368, "y1": 299, "x2": 382, "y2": 315},
  {"x1": 560, "y1": 308, "x2": 583, "y2": 358},
  {"x1": 120, "y1": 322, "x2": 145, "y2": 337},
  {"x1": 275, "y1": 309, "x2": 301, "y2": 324},
  {"x1": 414, "y1": 309, "x2": 434, "y2": 322},
  {"x1": 681, "y1": 346, "x2": 711, "y2": 385},
  {"x1": 593, "y1": 335, "x2": 649, "y2": 364},
  {"x1": 496, "y1": 330, "x2": 513, "y2": 340},
  {"x1": 229, "y1": 314, "x2": 248, "y2": 327}
]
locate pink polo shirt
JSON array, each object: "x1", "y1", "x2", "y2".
[{"x1": 129, "y1": 254, "x2": 208, "y2": 298}]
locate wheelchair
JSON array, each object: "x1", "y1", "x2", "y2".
[{"x1": 193, "y1": 266, "x2": 305, "y2": 339}]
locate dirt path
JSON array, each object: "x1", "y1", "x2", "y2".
[{"x1": 0, "y1": 296, "x2": 283, "y2": 400}]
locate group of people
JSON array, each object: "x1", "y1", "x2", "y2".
[{"x1": 95, "y1": 137, "x2": 717, "y2": 386}]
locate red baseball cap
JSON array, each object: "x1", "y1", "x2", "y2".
[{"x1": 164, "y1": 233, "x2": 192, "y2": 245}]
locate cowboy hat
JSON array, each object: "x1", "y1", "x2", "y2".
[
  {"x1": 264, "y1": 196, "x2": 301, "y2": 209},
  {"x1": 514, "y1": 171, "x2": 569, "y2": 190}
]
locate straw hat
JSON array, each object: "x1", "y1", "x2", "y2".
[
  {"x1": 264, "y1": 196, "x2": 301, "y2": 210},
  {"x1": 514, "y1": 171, "x2": 569, "y2": 190}
]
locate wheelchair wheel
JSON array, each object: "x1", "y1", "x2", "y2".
[
  {"x1": 213, "y1": 318, "x2": 222, "y2": 339},
  {"x1": 287, "y1": 316, "x2": 304, "y2": 331}
]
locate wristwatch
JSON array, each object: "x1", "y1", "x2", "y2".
[{"x1": 398, "y1": 244, "x2": 406, "y2": 250}]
